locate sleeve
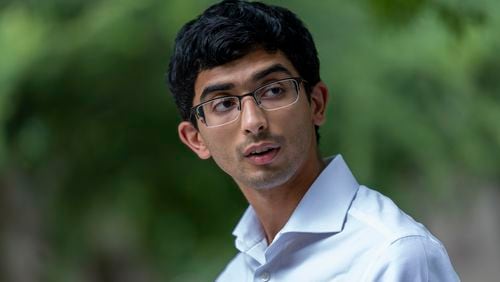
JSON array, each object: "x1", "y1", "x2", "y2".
[{"x1": 363, "y1": 235, "x2": 460, "y2": 282}]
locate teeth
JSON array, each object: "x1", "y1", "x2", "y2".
[
  {"x1": 252, "y1": 147, "x2": 271, "y2": 154},
  {"x1": 246, "y1": 144, "x2": 279, "y2": 156}
]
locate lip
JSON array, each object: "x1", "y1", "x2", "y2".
[
  {"x1": 243, "y1": 142, "x2": 281, "y2": 157},
  {"x1": 243, "y1": 142, "x2": 281, "y2": 165}
]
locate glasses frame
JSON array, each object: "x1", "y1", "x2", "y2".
[{"x1": 190, "y1": 77, "x2": 306, "y2": 128}]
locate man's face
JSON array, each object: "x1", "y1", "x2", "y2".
[{"x1": 178, "y1": 49, "x2": 327, "y2": 190}]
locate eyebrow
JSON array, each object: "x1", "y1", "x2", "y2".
[
  {"x1": 199, "y1": 63, "x2": 294, "y2": 102},
  {"x1": 252, "y1": 64, "x2": 293, "y2": 81},
  {"x1": 200, "y1": 82, "x2": 235, "y2": 102}
]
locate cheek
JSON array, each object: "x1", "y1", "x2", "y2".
[
  {"x1": 201, "y1": 130, "x2": 238, "y2": 167},
  {"x1": 203, "y1": 134, "x2": 226, "y2": 155},
  {"x1": 210, "y1": 147, "x2": 238, "y2": 177},
  {"x1": 285, "y1": 106, "x2": 316, "y2": 147},
  {"x1": 278, "y1": 103, "x2": 314, "y2": 134}
]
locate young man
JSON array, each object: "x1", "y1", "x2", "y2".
[{"x1": 168, "y1": 0, "x2": 459, "y2": 281}]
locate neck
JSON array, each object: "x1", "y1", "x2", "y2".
[{"x1": 239, "y1": 151, "x2": 325, "y2": 244}]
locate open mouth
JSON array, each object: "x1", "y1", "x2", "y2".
[
  {"x1": 249, "y1": 146, "x2": 274, "y2": 156},
  {"x1": 245, "y1": 145, "x2": 280, "y2": 165}
]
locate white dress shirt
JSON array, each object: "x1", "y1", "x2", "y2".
[{"x1": 216, "y1": 155, "x2": 459, "y2": 281}]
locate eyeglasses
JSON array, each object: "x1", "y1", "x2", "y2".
[{"x1": 191, "y1": 77, "x2": 305, "y2": 128}]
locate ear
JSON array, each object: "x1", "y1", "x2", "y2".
[
  {"x1": 178, "y1": 121, "x2": 211, "y2": 159},
  {"x1": 309, "y1": 81, "x2": 329, "y2": 126}
]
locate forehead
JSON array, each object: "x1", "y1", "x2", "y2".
[{"x1": 193, "y1": 49, "x2": 299, "y2": 104}]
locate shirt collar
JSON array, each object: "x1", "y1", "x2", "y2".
[
  {"x1": 279, "y1": 154, "x2": 359, "y2": 234},
  {"x1": 232, "y1": 154, "x2": 359, "y2": 249}
]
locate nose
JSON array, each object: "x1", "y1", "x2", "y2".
[{"x1": 240, "y1": 96, "x2": 268, "y2": 135}]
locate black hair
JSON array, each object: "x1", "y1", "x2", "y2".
[{"x1": 167, "y1": 0, "x2": 321, "y2": 141}]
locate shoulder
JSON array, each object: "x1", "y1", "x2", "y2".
[
  {"x1": 348, "y1": 185, "x2": 432, "y2": 241},
  {"x1": 348, "y1": 186, "x2": 460, "y2": 281},
  {"x1": 361, "y1": 235, "x2": 460, "y2": 281}
]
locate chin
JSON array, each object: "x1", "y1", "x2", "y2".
[{"x1": 242, "y1": 170, "x2": 294, "y2": 191}]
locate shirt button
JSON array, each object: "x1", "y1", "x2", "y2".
[{"x1": 260, "y1": 271, "x2": 270, "y2": 282}]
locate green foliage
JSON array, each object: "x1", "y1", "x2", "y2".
[{"x1": 1, "y1": 0, "x2": 499, "y2": 280}]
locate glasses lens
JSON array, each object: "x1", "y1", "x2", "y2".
[
  {"x1": 256, "y1": 79, "x2": 299, "y2": 110},
  {"x1": 194, "y1": 78, "x2": 301, "y2": 127},
  {"x1": 200, "y1": 96, "x2": 240, "y2": 127}
]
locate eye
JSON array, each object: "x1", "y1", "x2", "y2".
[
  {"x1": 261, "y1": 85, "x2": 286, "y2": 99},
  {"x1": 211, "y1": 97, "x2": 238, "y2": 113}
]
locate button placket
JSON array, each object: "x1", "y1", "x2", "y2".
[{"x1": 260, "y1": 271, "x2": 270, "y2": 282}]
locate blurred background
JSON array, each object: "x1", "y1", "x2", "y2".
[{"x1": 1, "y1": 0, "x2": 499, "y2": 281}]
